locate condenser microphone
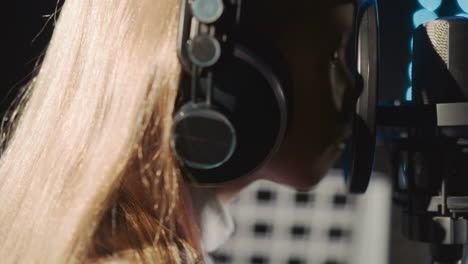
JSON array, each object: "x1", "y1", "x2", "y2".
[
  {"x1": 347, "y1": 16, "x2": 468, "y2": 263},
  {"x1": 336, "y1": 12, "x2": 465, "y2": 264},
  {"x1": 413, "y1": 17, "x2": 468, "y2": 105},
  {"x1": 394, "y1": 17, "x2": 468, "y2": 264}
]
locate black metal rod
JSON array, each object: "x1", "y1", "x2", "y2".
[{"x1": 376, "y1": 105, "x2": 437, "y2": 127}]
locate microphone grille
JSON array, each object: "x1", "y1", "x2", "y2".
[
  {"x1": 413, "y1": 18, "x2": 468, "y2": 103},
  {"x1": 425, "y1": 20, "x2": 449, "y2": 65}
]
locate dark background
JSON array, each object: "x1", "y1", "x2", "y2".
[
  {"x1": 1, "y1": 1, "x2": 62, "y2": 114},
  {"x1": 0, "y1": 0, "x2": 415, "y2": 115}
]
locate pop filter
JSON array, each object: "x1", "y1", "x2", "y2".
[{"x1": 344, "y1": 0, "x2": 379, "y2": 193}]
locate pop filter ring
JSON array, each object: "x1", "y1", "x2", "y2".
[{"x1": 345, "y1": 0, "x2": 379, "y2": 193}]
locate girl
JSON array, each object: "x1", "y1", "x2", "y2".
[{"x1": 0, "y1": 0, "x2": 358, "y2": 263}]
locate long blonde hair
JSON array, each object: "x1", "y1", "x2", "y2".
[{"x1": 0, "y1": 0, "x2": 201, "y2": 263}]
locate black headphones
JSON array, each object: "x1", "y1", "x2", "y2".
[
  {"x1": 172, "y1": 0, "x2": 379, "y2": 187},
  {"x1": 171, "y1": 0, "x2": 290, "y2": 185}
]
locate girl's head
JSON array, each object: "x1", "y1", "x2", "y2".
[
  {"x1": 0, "y1": 0, "x2": 358, "y2": 263},
  {"x1": 176, "y1": 0, "x2": 359, "y2": 190}
]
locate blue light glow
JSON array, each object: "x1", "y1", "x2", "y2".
[
  {"x1": 458, "y1": 0, "x2": 468, "y2": 13},
  {"x1": 405, "y1": 87, "x2": 413, "y2": 101},
  {"x1": 417, "y1": 0, "x2": 442, "y2": 11},
  {"x1": 408, "y1": 62, "x2": 413, "y2": 80},
  {"x1": 409, "y1": 36, "x2": 414, "y2": 51},
  {"x1": 413, "y1": 9, "x2": 438, "y2": 28},
  {"x1": 456, "y1": 12, "x2": 468, "y2": 18}
]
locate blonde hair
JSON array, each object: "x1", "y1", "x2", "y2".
[{"x1": 0, "y1": 0, "x2": 201, "y2": 263}]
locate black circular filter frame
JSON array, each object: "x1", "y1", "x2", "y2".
[{"x1": 345, "y1": 0, "x2": 379, "y2": 193}]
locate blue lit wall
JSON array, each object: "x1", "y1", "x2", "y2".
[{"x1": 406, "y1": 0, "x2": 468, "y2": 101}]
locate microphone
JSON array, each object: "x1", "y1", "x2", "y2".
[
  {"x1": 387, "y1": 17, "x2": 468, "y2": 264},
  {"x1": 413, "y1": 18, "x2": 468, "y2": 105},
  {"x1": 405, "y1": 17, "x2": 468, "y2": 264},
  {"x1": 346, "y1": 16, "x2": 468, "y2": 263}
]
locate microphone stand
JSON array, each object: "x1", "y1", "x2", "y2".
[{"x1": 378, "y1": 103, "x2": 468, "y2": 264}]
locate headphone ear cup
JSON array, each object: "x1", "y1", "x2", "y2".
[
  {"x1": 172, "y1": 103, "x2": 237, "y2": 170},
  {"x1": 177, "y1": 45, "x2": 289, "y2": 185}
]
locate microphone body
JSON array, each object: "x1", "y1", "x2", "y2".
[{"x1": 397, "y1": 17, "x2": 468, "y2": 264}]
